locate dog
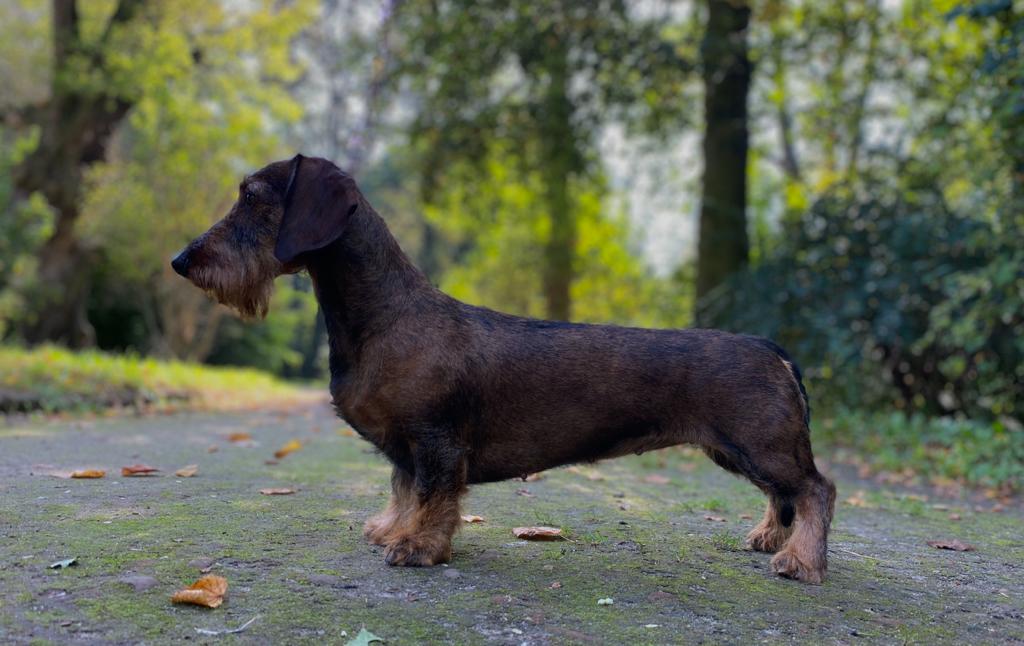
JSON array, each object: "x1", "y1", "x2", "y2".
[{"x1": 172, "y1": 154, "x2": 837, "y2": 583}]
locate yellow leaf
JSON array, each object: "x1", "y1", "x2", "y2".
[
  {"x1": 71, "y1": 469, "x2": 106, "y2": 479},
  {"x1": 274, "y1": 439, "x2": 303, "y2": 459},
  {"x1": 171, "y1": 575, "x2": 228, "y2": 608}
]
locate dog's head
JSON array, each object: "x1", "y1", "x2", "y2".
[{"x1": 171, "y1": 154, "x2": 362, "y2": 318}]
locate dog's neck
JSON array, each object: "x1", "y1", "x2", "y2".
[{"x1": 306, "y1": 206, "x2": 436, "y2": 375}]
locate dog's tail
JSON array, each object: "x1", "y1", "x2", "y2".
[{"x1": 745, "y1": 335, "x2": 811, "y2": 428}]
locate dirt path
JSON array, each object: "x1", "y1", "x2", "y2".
[{"x1": 1, "y1": 403, "x2": 1021, "y2": 645}]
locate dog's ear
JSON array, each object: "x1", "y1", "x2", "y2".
[{"x1": 274, "y1": 155, "x2": 360, "y2": 264}]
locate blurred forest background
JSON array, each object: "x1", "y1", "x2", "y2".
[{"x1": 1, "y1": 1, "x2": 1021, "y2": 485}]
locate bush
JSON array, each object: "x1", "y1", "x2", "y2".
[
  {"x1": 819, "y1": 409, "x2": 1024, "y2": 491},
  {"x1": 698, "y1": 181, "x2": 1013, "y2": 421}
]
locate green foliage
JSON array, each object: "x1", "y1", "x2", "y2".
[
  {"x1": 921, "y1": 243, "x2": 1024, "y2": 420},
  {"x1": 0, "y1": 128, "x2": 51, "y2": 338},
  {"x1": 424, "y1": 147, "x2": 688, "y2": 327},
  {"x1": 819, "y1": 409, "x2": 1024, "y2": 491},
  {"x1": 700, "y1": 179, "x2": 997, "y2": 417},
  {"x1": 0, "y1": 344, "x2": 308, "y2": 414}
]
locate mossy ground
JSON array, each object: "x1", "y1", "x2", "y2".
[{"x1": 1, "y1": 403, "x2": 1021, "y2": 645}]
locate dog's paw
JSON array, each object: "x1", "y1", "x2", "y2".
[
  {"x1": 770, "y1": 549, "x2": 825, "y2": 584},
  {"x1": 746, "y1": 523, "x2": 790, "y2": 553},
  {"x1": 363, "y1": 515, "x2": 395, "y2": 546},
  {"x1": 384, "y1": 535, "x2": 450, "y2": 567}
]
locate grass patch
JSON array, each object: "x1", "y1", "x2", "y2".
[
  {"x1": 0, "y1": 344, "x2": 315, "y2": 414},
  {"x1": 818, "y1": 409, "x2": 1024, "y2": 491}
]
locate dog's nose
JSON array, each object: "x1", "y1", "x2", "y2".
[{"x1": 171, "y1": 250, "x2": 191, "y2": 277}]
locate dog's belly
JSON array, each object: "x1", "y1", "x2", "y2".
[{"x1": 465, "y1": 416, "x2": 685, "y2": 484}]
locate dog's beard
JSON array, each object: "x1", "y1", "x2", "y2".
[{"x1": 188, "y1": 256, "x2": 278, "y2": 319}]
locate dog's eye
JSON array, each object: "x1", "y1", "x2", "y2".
[{"x1": 244, "y1": 191, "x2": 255, "y2": 205}]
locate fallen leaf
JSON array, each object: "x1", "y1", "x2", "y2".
[
  {"x1": 513, "y1": 526, "x2": 565, "y2": 541},
  {"x1": 259, "y1": 487, "x2": 297, "y2": 496},
  {"x1": 207, "y1": 445, "x2": 219, "y2": 453},
  {"x1": 515, "y1": 488, "x2": 534, "y2": 497},
  {"x1": 264, "y1": 459, "x2": 280, "y2": 466},
  {"x1": 175, "y1": 465, "x2": 199, "y2": 478},
  {"x1": 597, "y1": 597, "x2": 614, "y2": 605},
  {"x1": 524, "y1": 473, "x2": 544, "y2": 482},
  {"x1": 171, "y1": 575, "x2": 228, "y2": 608},
  {"x1": 927, "y1": 539, "x2": 975, "y2": 552},
  {"x1": 845, "y1": 491, "x2": 869, "y2": 507},
  {"x1": 274, "y1": 439, "x2": 303, "y2": 459},
  {"x1": 549, "y1": 581, "x2": 562, "y2": 589},
  {"x1": 227, "y1": 432, "x2": 252, "y2": 443},
  {"x1": 122, "y1": 464, "x2": 160, "y2": 477},
  {"x1": 643, "y1": 474, "x2": 670, "y2": 485},
  {"x1": 71, "y1": 469, "x2": 105, "y2": 479},
  {"x1": 461, "y1": 515, "x2": 484, "y2": 523},
  {"x1": 49, "y1": 558, "x2": 77, "y2": 569},
  {"x1": 948, "y1": 513, "x2": 962, "y2": 521},
  {"x1": 704, "y1": 515, "x2": 727, "y2": 523},
  {"x1": 738, "y1": 513, "x2": 753, "y2": 520},
  {"x1": 345, "y1": 627, "x2": 384, "y2": 646},
  {"x1": 338, "y1": 428, "x2": 357, "y2": 437}
]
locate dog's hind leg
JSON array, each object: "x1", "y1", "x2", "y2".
[
  {"x1": 702, "y1": 427, "x2": 835, "y2": 583},
  {"x1": 364, "y1": 466, "x2": 416, "y2": 546},
  {"x1": 746, "y1": 496, "x2": 795, "y2": 553},
  {"x1": 770, "y1": 469, "x2": 836, "y2": 584},
  {"x1": 384, "y1": 426, "x2": 466, "y2": 567}
]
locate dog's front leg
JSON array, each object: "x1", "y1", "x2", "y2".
[
  {"x1": 364, "y1": 466, "x2": 416, "y2": 546},
  {"x1": 384, "y1": 427, "x2": 466, "y2": 567}
]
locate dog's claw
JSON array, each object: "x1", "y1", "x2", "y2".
[
  {"x1": 384, "y1": 536, "x2": 450, "y2": 567},
  {"x1": 771, "y1": 550, "x2": 824, "y2": 584}
]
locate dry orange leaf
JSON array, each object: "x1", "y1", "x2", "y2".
[
  {"x1": 704, "y1": 515, "x2": 727, "y2": 523},
  {"x1": 513, "y1": 526, "x2": 565, "y2": 541},
  {"x1": 338, "y1": 428, "x2": 357, "y2": 437},
  {"x1": 227, "y1": 432, "x2": 253, "y2": 443},
  {"x1": 259, "y1": 487, "x2": 297, "y2": 496},
  {"x1": 71, "y1": 469, "x2": 106, "y2": 479},
  {"x1": 175, "y1": 465, "x2": 199, "y2": 478},
  {"x1": 524, "y1": 473, "x2": 544, "y2": 482},
  {"x1": 171, "y1": 575, "x2": 228, "y2": 608},
  {"x1": 274, "y1": 440, "x2": 303, "y2": 459},
  {"x1": 122, "y1": 464, "x2": 159, "y2": 477},
  {"x1": 461, "y1": 515, "x2": 485, "y2": 523},
  {"x1": 927, "y1": 539, "x2": 975, "y2": 552},
  {"x1": 845, "y1": 491, "x2": 869, "y2": 508}
]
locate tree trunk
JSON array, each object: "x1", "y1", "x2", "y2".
[
  {"x1": 695, "y1": 0, "x2": 751, "y2": 319},
  {"x1": 539, "y1": 37, "x2": 577, "y2": 322},
  {"x1": 13, "y1": 0, "x2": 143, "y2": 346}
]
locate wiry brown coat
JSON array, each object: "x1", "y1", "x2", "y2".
[{"x1": 173, "y1": 155, "x2": 836, "y2": 582}]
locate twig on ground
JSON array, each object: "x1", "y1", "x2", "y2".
[
  {"x1": 194, "y1": 616, "x2": 259, "y2": 636},
  {"x1": 832, "y1": 547, "x2": 881, "y2": 561}
]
